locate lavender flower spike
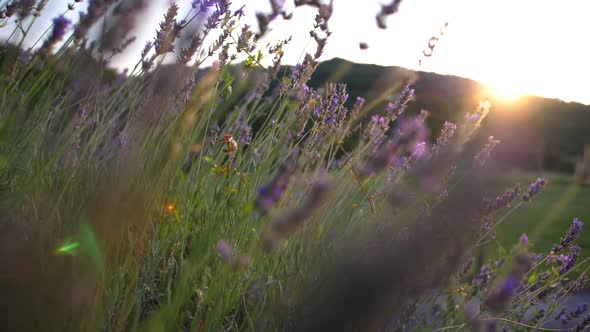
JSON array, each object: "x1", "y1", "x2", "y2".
[
  {"x1": 522, "y1": 177, "x2": 546, "y2": 201},
  {"x1": 519, "y1": 233, "x2": 529, "y2": 247},
  {"x1": 255, "y1": 154, "x2": 299, "y2": 214},
  {"x1": 43, "y1": 16, "x2": 72, "y2": 50},
  {"x1": 551, "y1": 217, "x2": 583, "y2": 254}
]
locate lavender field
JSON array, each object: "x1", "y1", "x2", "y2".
[{"x1": 0, "y1": 1, "x2": 588, "y2": 331}]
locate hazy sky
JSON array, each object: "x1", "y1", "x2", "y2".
[{"x1": 2, "y1": 0, "x2": 589, "y2": 104}]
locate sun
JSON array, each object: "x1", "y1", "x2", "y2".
[{"x1": 485, "y1": 82, "x2": 524, "y2": 102}]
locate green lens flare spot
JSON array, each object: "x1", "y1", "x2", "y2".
[{"x1": 56, "y1": 241, "x2": 80, "y2": 255}]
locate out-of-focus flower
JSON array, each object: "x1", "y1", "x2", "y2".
[
  {"x1": 485, "y1": 253, "x2": 531, "y2": 312},
  {"x1": 255, "y1": 153, "x2": 299, "y2": 214},
  {"x1": 262, "y1": 179, "x2": 331, "y2": 251},
  {"x1": 154, "y1": 3, "x2": 179, "y2": 55},
  {"x1": 50, "y1": 16, "x2": 72, "y2": 42},
  {"x1": 474, "y1": 136, "x2": 500, "y2": 167},
  {"x1": 522, "y1": 177, "x2": 546, "y2": 201},
  {"x1": 520, "y1": 233, "x2": 529, "y2": 247}
]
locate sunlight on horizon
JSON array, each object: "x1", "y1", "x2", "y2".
[{"x1": 484, "y1": 82, "x2": 524, "y2": 103}]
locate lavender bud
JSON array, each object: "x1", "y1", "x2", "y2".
[
  {"x1": 551, "y1": 218, "x2": 583, "y2": 254},
  {"x1": 519, "y1": 233, "x2": 529, "y2": 247},
  {"x1": 522, "y1": 177, "x2": 546, "y2": 201},
  {"x1": 474, "y1": 136, "x2": 500, "y2": 167}
]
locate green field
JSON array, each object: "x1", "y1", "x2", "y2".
[{"x1": 491, "y1": 171, "x2": 590, "y2": 258}]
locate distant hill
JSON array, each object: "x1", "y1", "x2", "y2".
[
  {"x1": 310, "y1": 58, "x2": 590, "y2": 173},
  {"x1": 2, "y1": 42, "x2": 587, "y2": 173}
]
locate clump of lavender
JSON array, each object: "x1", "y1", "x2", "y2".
[
  {"x1": 474, "y1": 136, "x2": 501, "y2": 167},
  {"x1": 15, "y1": 0, "x2": 36, "y2": 19},
  {"x1": 519, "y1": 233, "x2": 529, "y2": 247},
  {"x1": 154, "y1": 3, "x2": 179, "y2": 56},
  {"x1": 522, "y1": 177, "x2": 546, "y2": 201},
  {"x1": 485, "y1": 254, "x2": 531, "y2": 313},
  {"x1": 548, "y1": 245, "x2": 580, "y2": 274},
  {"x1": 75, "y1": 0, "x2": 118, "y2": 42},
  {"x1": 262, "y1": 180, "x2": 331, "y2": 251},
  {"x1": 363, "y1": 115, "x2": 389, "y2": 146},
  {"x1": 255, "y1": 154, "x2": 299, "y2": 215},
  {"x1": 461, "y1": 100, "x2": 492, "y2": 143},
  {"x1": 483, "y1": 184, "x2": 521, "y2": 215},
  {"x1": 432, "y1": 121, "x2": 457, "y2": 153},
  {"x1": 359, "y1": 113, "x2": 429, "y2": 178},
  {"x1": 477, "y1": 184, "x2": 520, "y2": 243},
  {"x1": 551, "y1": 217, "x2": 584, "y2": 254},
  {"x1": 42, "y1": 16, "x2": 72, "y2": 50},
  {"x1": 216, "y1": 240, "x2": 250, "y2": 269},
  {"x1": 386, "y1": 83, "x2": 415, "y2": 122}
]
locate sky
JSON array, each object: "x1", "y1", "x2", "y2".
[{"x1": 2, "y1": 0, "x2": 589, "y2": 104}]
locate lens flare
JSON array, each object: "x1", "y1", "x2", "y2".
[
  {"x1": 166, "y1": 203, "x2": 177, "y2": 213},
  {"x1": 56, "y1": 241, "x2": 80, "y2": 255}
]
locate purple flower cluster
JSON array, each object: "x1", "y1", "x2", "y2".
[
  {"x1": 522, "y1": 177, "x2": 546, "y2": 201},
  {"x1": 50, "y1": 16, "x2": 72, "y2": 43},
  {"x1": 555, "y1": 304, "x2": 590, "y2": 326},
  {"x1": 433, "y1": 121, "x2": 457, "y2": 152},
  {"x1": 262, "y1": 179, "x2": 330, "y2": 251},
  {"x1": 255, "y1": 154, "x2": 299, "y2": 214},
  {"x1": 75, "y1": 0, "x2": 118, "y2": 41},
  {"x1": 485, "y1": 253, "x2": 531, "y2": 312},
  {"x1": 359, "y1": 113, "x2": 429, "y2": 178},
  {"x1": 551, "y1": 217, "x2": 583, "y2": 254},
  {"x1": 154, "y1": 3, "x2": 179, "y2": 55},
  {"x1": 363, "y1": 115, "x2": 388, "y2": 145},
  {"x1": 192, "y1": 0, "x2": 217, "y2": 11},
  {"x1": 411, "y1": 141, "x2": 428, "y2": 160},
  {"x1": 313, "y1": 83, "x2": 349, "y2": 130},
  {"x1": 519, "y1": 233, "x2": 529, "y2": 247},
  {"x1": 483, "y1": 184, "x2": 520, "y2": 214},
  {"x1": 386, "y1": 84, "x2": 415, "y2": 121},
  {"x1": 549, "y1": 245, "x2": 580, "y2": 274},
  {"x1": 474, "y1": 136, "x2": 501, "y2": 167}
]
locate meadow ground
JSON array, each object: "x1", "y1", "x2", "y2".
[{"x1": 492, "y1": 170, "x2": 590, "y2": 260}]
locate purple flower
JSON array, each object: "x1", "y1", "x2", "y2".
[
  {"x1": 411, "y1": 141, "x2": 428, "y2": 160},
  {"x1": 434, "y1": 121, "x2": 457, "y2": 151},
  {"x1": 560, "y1": 314, "x2": 569, "y2": 325},
  {"x1": 354, "y1": 96, "x2": 365, "y2": 108},
  {"x1": 522, "y1": 177, "x2": 546, "y2": 201},
  {"x1": 386, "y1": 84, "x2": 415, "y2": 121},
  {"x1": 255, "y1": 154, "x2": 299, "y2": 214},
  {"x1": 43, "y1": 16, "x2": 72, "y2": 49},
  {"x1": 52, "y1": 16, "x2": 72, "y2": 41},
  {"x1": 363, "y1": 115, "x2": 389, "y2": 145},
  {"x1": 551, "y1": 217, "x2": 583, "y2": 254},
  {"x1": 474, "y1": 136, "x2": 500, "y2": 167},
  {"x1": 360, "y1": 114, "x2": 429, "y2": 178},
  {"x1": 498, "y1": 275, "x2": 519, "y2": 298},
  {"x1": 520, "y1": 233, "x2": 529, "y2": 247}
]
